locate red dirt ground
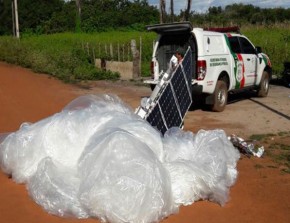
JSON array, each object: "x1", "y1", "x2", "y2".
[{"x1": 0, "y1": 62, "x2": 289, "y2": 223}]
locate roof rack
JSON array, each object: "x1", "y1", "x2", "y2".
[{"x1": 204, "y1": 26, "x2": 240, "y2": 34}]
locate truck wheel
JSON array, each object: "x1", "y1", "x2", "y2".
[
  {"x1": 257, "y1": 71, "x2": 270, "y2": 97},
  {"x1": 212, "y1": 80, "x2": 228, "y2": 112}
]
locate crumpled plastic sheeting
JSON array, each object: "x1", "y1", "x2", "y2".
[
  {"x1": 28, "y1": 157, "x2": 88, "y2": 218},
  {"x1": 0, "y1": 94, "x2": 240, "y2": 223},
  {"x1": 163, "y1": 128, "x2": 240, "y2": 206},
  {"x1": 77, "y1": 129, "x2": 175, "y2": 223}
]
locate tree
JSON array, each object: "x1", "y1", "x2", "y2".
[
  {"x1": 75, "y1": 0, "x2": 81, "y2": 32},
  {"x1": 79, "y1": 0, "x2": 158, "y2": 32},
  {"x1": 1, "y1": 1, "x2": 289, "y2": 35},
  {"x1": 0, "y1": 0, "x2": 13, "y2": 35},
  {"x1": 44, "y1": 1, "x2": 76, "y2": 33},
  {"x1": 184, "y1": 0, "x2": 192, "y2": 21},
  {"x1": 12, "y1": 0, "x2": 20, "y2": 38},
  {"x1": 160, "y1": 0, "x2": 166, "y2": 23},
  {"x1": 208, "y1": 6, "x2": 222, "y2": 15},
  {"x1": 250, "y1": 12, "x2": 264, "y2": 25},
  {"x1": 17, "y1": 0, "x2": 64, "y2": 33},
  {"x1": 170, "y1": 0, "x2": 174, "y2": 22}
]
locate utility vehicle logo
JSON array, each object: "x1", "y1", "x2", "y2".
[
  {"x1": 262, "y1": 54, "x2": 272, "y2": 67},
  {"x1": 224, "y1": 34, "x2": 245, "y2": 89},
  {"x1": 236, "y1": 61, "x2": 243, "y2": 82},
  {"x1": 234, "y1": 54, "x2": 245, "y2": 88}
]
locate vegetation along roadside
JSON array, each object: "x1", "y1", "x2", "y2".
[{"x1": 0, "y1": 1, "x2": 289, "y2": 83}]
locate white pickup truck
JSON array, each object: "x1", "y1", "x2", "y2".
[{"x1": 144, "y1": 22, "x2": 272, "y2": 111}]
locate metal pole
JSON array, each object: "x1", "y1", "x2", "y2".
[{"x1": 14, "y1": 0, "x2": 20, "y2": 38}]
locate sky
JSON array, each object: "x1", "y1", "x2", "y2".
[{"x1": 148, "y1": 0, "x2": 290, "y2": 13}]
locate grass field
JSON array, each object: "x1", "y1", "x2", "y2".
[
  {"x1": 0, "y1": 24, "x2": 288, "y2": 81},
  {"x1": 249, "y1": 131, "x2": 290, "y2": 174},
  {"x1": 242, "y1": 24, "x2": 289, "y2": 76}
]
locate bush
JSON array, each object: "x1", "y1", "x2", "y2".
[
  {"x1": 1, "y1": 25, "x2": 288, "y2": 80},
  {"x1": 242, "y1": 24, "x2": 290, "y2": 76},
  {"x1": 0, "y1": 31, "x2": 157, "y2": 81},
  {"x1": 0, "y1": 34, "x2": 121, "y2": 82}
]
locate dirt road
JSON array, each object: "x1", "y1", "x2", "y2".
[{"x1": 0, "y1": 62, "x2": 289, "y2": 223}]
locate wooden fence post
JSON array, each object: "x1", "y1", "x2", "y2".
[
  {"x1": 122, "y1": 44, "x2": 125, "y2": 61},
  {"x1": 286, "y1": 42, "x2": 288, "y2": 59},
  {"x1": 117, "y1": 42, "x2": 120, "y2": 61},
  {"x1": 98, "y1": 43, "x2": 101, "y2": 58},
  {"x1": 93, "y1": 48, "x2": 96, "y2": 66},
  {"x1": 86, "y1": 42, "x2": 89, "y2": 55},
  {"x1": 131, "y1": 39, "x2": 140, "y2": 79},
  {"x1": 139, "y1": 36, "x2": 142, "y2": 76},
  {"x1": 128, "y1": 44, "x2": 130, "y2": 61},
  {"x1": 110, "y1": 43, "x2": 113, "y2": 59}
]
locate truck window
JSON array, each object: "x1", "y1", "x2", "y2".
[
  {"x1": 228, "y1": 37, "x2": 242, "y2": 54},
  {"x1": 239, "y1": 37, "x2": 256, "y2": 54}
]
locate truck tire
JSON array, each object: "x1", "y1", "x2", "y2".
[
  {"x1": 257, "y1": 71, "x2": 270, "y2": 97},
  {"x1": 212, "y1": 80, "x2": 228, "y2": 112}
]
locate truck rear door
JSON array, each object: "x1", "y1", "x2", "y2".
[{"x1": 147, "y1": 22, "x2": 197, "y2": 79}]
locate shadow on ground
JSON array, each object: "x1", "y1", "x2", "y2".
[{"x1": 190, "y1": 81, "x2": 290, "y2": 115}]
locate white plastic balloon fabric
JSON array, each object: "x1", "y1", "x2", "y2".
[
  {"x1": 163, "y1": 128, "x2": 240, "y2": 206},
  {"x1": 0, "y1": 94, "x2": 240, "y2": 223}
]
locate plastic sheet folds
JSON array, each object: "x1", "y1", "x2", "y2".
[{"x1": 0, "y1": 94, "x2": 240, "y2": 223}]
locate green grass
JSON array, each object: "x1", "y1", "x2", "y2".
[
  {"x1": 248, "y1": 131, "x2": 290, "y2": 174},
  {"x1": 242, "y1": 24, "x2": 289, "y2": 76},
  {"x1": 0, "y1": 24, "x2": 288, "y2": 82},
  {"x1": 249, "y1": 133, "x2": 276, "y2": 141},
  {"x1": 0, "y1": 31, "x2": 156, "y2": 82}
]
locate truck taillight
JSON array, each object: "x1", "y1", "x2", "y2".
[{"x1": 197, "y1": 60, "x2": 206, "y2": 80}]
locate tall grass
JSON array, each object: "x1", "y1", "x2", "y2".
[
  {"x1": 242, "y1": 24, "x2": 289, "y2": 76},
  {"x1": 0, "y1": 25, "x2": 288, "y2": 81}
]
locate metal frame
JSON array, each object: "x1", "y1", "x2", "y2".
[{"x1": 136, "y1": 47, "x2": 192, "y2": 134}]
